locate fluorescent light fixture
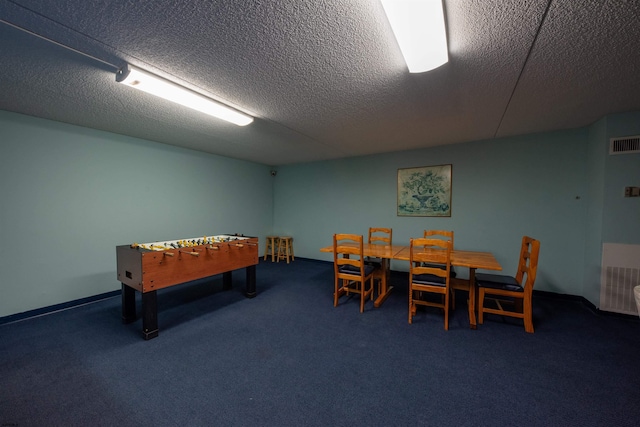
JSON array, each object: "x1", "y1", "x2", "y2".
[
  {"x1": 116, "y1": 64, "x2": 253, "y2": 126},
  {"x1": 381, "y1": 0, "x2": 448, "y2": 73}
]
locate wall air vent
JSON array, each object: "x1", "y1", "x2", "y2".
[{"x1": 609, "y1": 135, "x2": 640, "y2": 154}]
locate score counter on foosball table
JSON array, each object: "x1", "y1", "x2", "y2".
[{"x1": 116, "y1": 234, "x2": 258, "y2": 340}]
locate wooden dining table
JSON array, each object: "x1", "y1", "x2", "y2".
[{"x1": 320, "y1": 243, "x2": 502, "y2": 329}]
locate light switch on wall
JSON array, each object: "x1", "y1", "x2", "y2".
[{"x1": 624, "y1": 186, "x2": 640, "y2": 197}]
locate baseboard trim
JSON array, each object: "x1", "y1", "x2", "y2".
[
  {"x1": 531, "y1": 289, "x2": 638, "y2": 320},
  {"x1": 4, "y1": 260, "x2": 637, "y2": 324},
  {"x1": 0, "y1": 290, "x2": 120, "y2": 326}
]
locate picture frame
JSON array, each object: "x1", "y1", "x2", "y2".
[{"x1": 397, "y1": 164, "x2": 452, "y2": 217}]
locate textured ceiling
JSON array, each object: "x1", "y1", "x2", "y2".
[{"x1": 1, "y1": 0, "x2": 639, "y2": 166}]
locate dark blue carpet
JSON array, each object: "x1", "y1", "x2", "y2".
[{"x1": 1, "y1": 259, "x2": 639, "y2": 426}]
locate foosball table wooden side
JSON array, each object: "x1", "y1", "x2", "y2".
[{"x1": 116, "y1": 236, "x2": 258, "y2": 340}]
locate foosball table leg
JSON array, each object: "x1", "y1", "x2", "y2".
[
  {"x1": 244, "y1": 265, "x2": 256, "y2": 298},
  {"x1": 142, "y1": 291, "x2": 159, "y2": 340},
  {"x1": 121, "y1": 283, "x2": 136, "y2": 324},
  {"x1": 223, "y1": 271, "x2": 232, "y2": 291}
]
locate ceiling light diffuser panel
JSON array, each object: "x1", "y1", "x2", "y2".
[
  {"x1": 381, "y1": 0, "x2": 448, "y2": 73},
  {"x1": 116, "y1": 65, "x2": 253, "y2": 126}
]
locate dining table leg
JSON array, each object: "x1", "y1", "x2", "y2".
[
  {"x1": 468, "y1": 267, "x2": 477, "y2": 329},
  {"x1": 374, "y1": 258, "x2": 393, "y2": 307}
]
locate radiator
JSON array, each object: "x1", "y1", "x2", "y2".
[{"x1": 600, "y1": 243, "x2": 640, "y2": 315}]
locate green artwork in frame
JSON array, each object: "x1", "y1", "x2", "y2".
[{"x1": 397, "y1": 164, "x2": 452, "y2": 217}]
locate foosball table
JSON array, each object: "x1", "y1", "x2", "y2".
[{"x1": 116, "y1": 234, "x2": 258, "y2": 339}]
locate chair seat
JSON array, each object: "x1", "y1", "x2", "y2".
[
  {"x1": 339, "y1": 264, "x2": 375, "y2": 276},
  {"x1": 412, "y1": 273, "x2": 446, "y2": 286},
  {"x1": 476, "y1": 273, "x2": 523, "y2": 292}
]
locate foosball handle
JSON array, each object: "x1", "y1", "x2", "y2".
[{"x1": 180, "y1": 250, "x2": 200, "y2": 257}]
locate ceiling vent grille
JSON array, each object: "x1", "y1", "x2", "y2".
[{"x1": 609, "y1": 135, "x2": 640, "y2": 154}]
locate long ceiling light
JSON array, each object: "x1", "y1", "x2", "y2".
[
  {"x1": 116, "y1": 64, "x2": 253, "y2": 126},
  {"x1": 381, "y1": 0, "x2": 448, "y2": 73}
]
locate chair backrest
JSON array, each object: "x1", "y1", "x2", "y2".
[
  {"x1": 333, "y1": 233, "x2": 366, "y2": 276},
  {"x1": 515, "y1": 236, "x2": 541, "y2": 294},
  {"x1": 423, "y1": 230, "x2": 454, "y2": 248},
  {"x1": 409, "y1": 237, "x2": 452, "y2": 282},
  {"x1": 368, "y1": 227, "x2": 392, "y2": 246}
]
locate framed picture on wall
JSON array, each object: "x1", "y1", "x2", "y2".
[{"x1": 397, "y1": 164, "x2": 452, "y2": 217}]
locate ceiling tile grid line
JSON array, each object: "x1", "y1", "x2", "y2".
[
  {"x1": 492, "y1": 0, "x2": 553, "y2": 139},
  {"x1": 1, "y1": 0, "x2": 639, "y2": 165}
]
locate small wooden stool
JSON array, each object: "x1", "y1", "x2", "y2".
[
  {"x1": 264, "y1": 236, "x2": 279, "y2": 262},
  {"x1": 277, "y1": 236, "x2": 294, "y2": 263}
]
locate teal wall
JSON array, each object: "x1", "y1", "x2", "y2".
[
  {"x1": 273, "y1": 129, "x2": 589, "y2": 296},
  {"x1": 2, "y1": 109, "x2": 638, "y2": 317},
  {"x1": 273, "y1": 111, "x2": 640, "y2": 306},
  {"x1": 582, "y1": 112, "x2": 640, "y2": 305},
  {"x1": 0, "y1": 111, "x2": 274, "y2": 318},
  {"x1": 602, "y1": 112, "x2": 640, "y2": 243},
  {"x1": 583, "y1": 117, "x2": 607, "y2": 305}
]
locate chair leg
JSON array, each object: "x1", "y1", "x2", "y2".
[
  {"x1": 444, "y1": 291, "x2": 449, "y2": 331},
  {"x1": 285, "y1": 239, "x2": 290, "y2": 264},
  {"x1": 370, "y1": 277, "x2": 374, "y2": 301},
  {"x1": 275, "y1": 237, "x2": 293, "y2": 263},
  {"x1": 263, "y1": 242, "x2": 267, "y2": 261},
  {"x1": 359, "y1": 278, "x2": 373, "y2": 313},
  {"x1": 409, "y1": 289, "x2": 416, "y2": 324},
  {"x1": 290, "y1": 239, "x2": 294, "y2": 261},
  {"x1": 264, "y1": 236, "x2": 275, "y2": 261},
  {"x1": 523, "y1": 296, "x2": 534, "y2": 333},
  {"x1": 478, "y1": 288, "x2": 485, "y2": 325}
]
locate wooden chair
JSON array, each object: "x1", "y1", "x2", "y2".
[
  {"x1": 416, "y1": 230, "x2": 454, "y2": 266},
  {"x1": 422, "y1": 230, "x2": 459, "y2": 307},
  {"x1": 424, "y1": 230, "x2": 454, "y2": 244},
  {"x1": 409, "y1": 237, "x2": 452, "y2": 329},
  {"x1": 476, "y1": 236, "x2": 540, "y2": 333},
  {"x1": 421, "y1": 230, "x2": 454, "y2": 269},
  {"x1": 367, "y1": 227, "x2": 392, "y2": 294},
  {"x1": 369, "y1": 227, "x2": 392, "y2": 247},
  {"x1": 333, "y1": 234, "x2": 375, "y2": 313}
]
